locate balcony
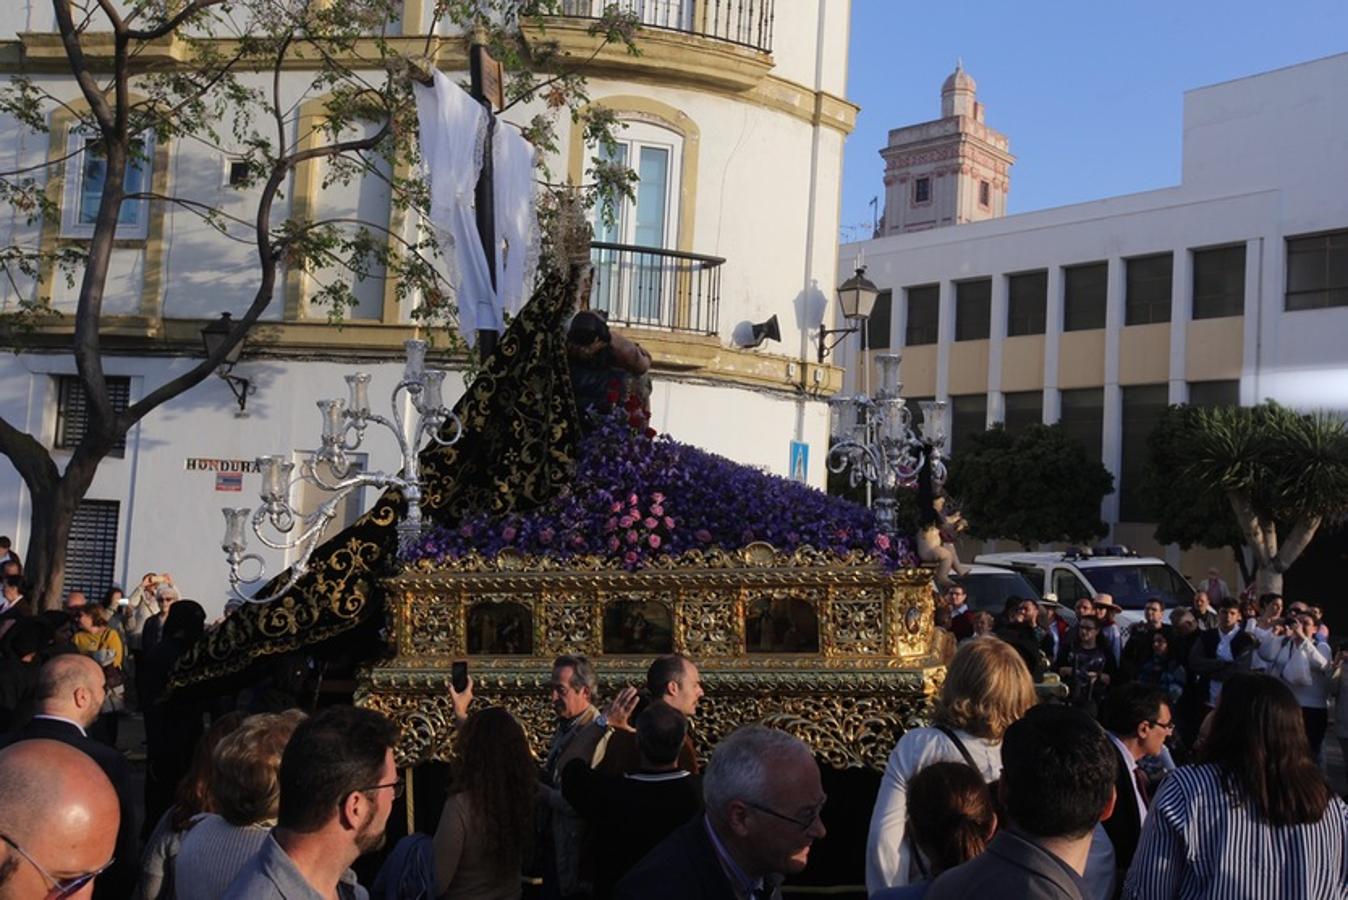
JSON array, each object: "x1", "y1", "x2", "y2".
[
  {"x1": 589, "y1": 241, "x2": 723, "y2": 335},
  {"x1": 560, "y1": 0, "x2": 775, "y2": 54}
]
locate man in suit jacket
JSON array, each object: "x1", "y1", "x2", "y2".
[
  {"x1": 1100, "y1": 685, "x2": 1172, "y2": 896},
  {"x1": 927, "y1": 706, "x2": 1118, "y2": 900},
  {"x1": 614, "y1": 725, "x2": 826, "y2": 900},
  {"x1": 0, "y1": 653, "x2": 138, "y2": 899},
  {"x1": 563, "y1": 703, "x2": 703, "y2": 897},
  {"x1": 1188, "y1": 600, "x2": 1255, "y2": 710}
]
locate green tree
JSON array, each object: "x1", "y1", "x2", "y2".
[
  {"x1": 1141, "y1": 405, "x2": 1254, "y2": 583},
  {"x1": 0, "y1": 0, "x2": 638, "y2": 609},
  {"x1": 1173, "y1": 401, "x2": 1348, "y2": 594},
  {"x1": 946, "y1": 423, "x2": 1113, "y2": 550}
]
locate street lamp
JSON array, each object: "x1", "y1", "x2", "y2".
[
  {"x1": 827, "y1": 353, "x2": 949, "y2": 535},
  {"x1": 219, "y1": 339, "x2": 463, "y2": 604},
  {"x1": 818, "y1": 265, "x2": 879, "y2": 363},
  {"x1": 200, "y1": 312, "x2": 251, "y2": 415}
]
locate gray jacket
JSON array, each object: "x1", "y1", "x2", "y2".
[{"x1": 925, "y1": 830, "x2": 1086, "y2": 900}]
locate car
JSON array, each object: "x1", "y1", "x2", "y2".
[
  {"x1": 951, "y1": 564, "x2": 1043, "y2": 617},
  {"x1": 973, "y1": 547, "x2": 1194, "y2": 628}
]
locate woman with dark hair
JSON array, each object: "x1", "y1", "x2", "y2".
[
  {"x1": 872, "y1": 762, "x2": 997, "y2": 899},
  {"x1": 134, "y1": 711, "x2": 246, "y2": 900},
  {"x1": 139, "y1": 599, "x2": 209, "y2": 834},
  {"x1": 1135, "y1": 630, "x2": 1186, "y2": 705},
  {"x1": 433, "y1": 706, "x2": 538, "y2": 899},
  {"x1": 1123, "y1": 673, "x2": 1348, "y2": 899}
]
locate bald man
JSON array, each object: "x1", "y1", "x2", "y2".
[
  {"x1": 0, "y1": 739, "x2": 118, "y2": 898},
  {"x1": 0, "y1": 655, "x2": 137, "y2": 897}
]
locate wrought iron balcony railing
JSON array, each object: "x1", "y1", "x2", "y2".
[
  {"x1": 560, "y1": 0, "x2": 774, "y2": 53},
  {"x1": 589, "y1": 241, "x2": 723, "y2": 335}
]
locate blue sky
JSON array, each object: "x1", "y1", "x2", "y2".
[{"x1": 839, "y1": 1, "x2": 1348, "y2": 242}]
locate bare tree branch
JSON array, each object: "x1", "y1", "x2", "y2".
[{"x1": 126, "y1": 0, "x2": 229, "y2": 41}]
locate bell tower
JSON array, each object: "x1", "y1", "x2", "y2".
[{"x1": 879, "y1": 63, "x2": 1014, "y2": 234}]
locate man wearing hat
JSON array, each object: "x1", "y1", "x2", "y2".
[
  {"x1": 1092, "y1": 594, "x2": 1124, "y2": 665},
  {"x1": 1037, "y1": 592, "x2": 1071, "y2": 663}
]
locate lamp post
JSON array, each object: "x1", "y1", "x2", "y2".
[
  {"x1": 827, "y1": 353, "x2": 950, "y2": 535},
  {"x1": 200, "y1": 312, "x2": 251, "y2": 415},
  {"x1": 219, "y1": 339, "x2": 463, "y2": 604},
  {"x1": 817, "y1": 265, "x2": 879, "y2": 363}
]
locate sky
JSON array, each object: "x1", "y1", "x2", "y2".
[{"x1": 839, "y1": 0, "x2": 1348, "y2": 242}]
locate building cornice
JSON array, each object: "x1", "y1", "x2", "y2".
[
  {"x1": 3, "y1": 24, "x2": 858, "y2": 135},
  {"x1": 8, "y1": 319, "x2": 842, "y2": 398}
]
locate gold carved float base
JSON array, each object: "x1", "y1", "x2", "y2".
[{"x1": 356, "y1": 545, "x2": 945, "y2": 770}]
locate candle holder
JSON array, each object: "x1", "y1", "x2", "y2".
[
  {"x1": 826, "y1": 353, "x2": 949, "y2": 535},
  {"x1": 220, "y1": 339, "x2": 463, "y2": 604}
]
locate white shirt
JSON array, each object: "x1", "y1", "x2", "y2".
[
  {"x1": 865, "y1": 726, "x2": 1001, "y2": 892},
  {"x1": 31, "y1": 714, "x2": 88, "y2": 737},
  {"x1": 1108, "y1": 732, "x2": 1148, "y2": 827},
  {"x1": 1209, "y1": 628, "x2": 1239, "y2": 706}
]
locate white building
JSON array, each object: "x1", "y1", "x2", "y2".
[
  {"x1": 0, "y1": 1, "x2": 857, "y2": 613},
  {"x1": 841, "y1": 52, "x2": 1348, "y2": 583}
]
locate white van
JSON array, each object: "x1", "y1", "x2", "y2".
[{"x1": 973, "y1": 548, "x2": 1194, "y2": 628}]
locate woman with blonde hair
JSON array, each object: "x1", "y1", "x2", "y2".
[
  {"x1": 173, "y1": 709, "x2": 307, "y2": 900},
  {"x1": 866, "y1": 637, "x2": 1036, "y2": 893}
]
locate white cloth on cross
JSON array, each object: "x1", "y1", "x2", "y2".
[{"x1": 414, "y1": 70, "x2": 539, "y2": 344}]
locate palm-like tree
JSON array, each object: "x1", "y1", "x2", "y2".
[{"x1": 1179, "y1": 402, "x2": 1348, "y2": 594}]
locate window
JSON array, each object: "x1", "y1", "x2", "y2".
[
  {"x1": 866, "y1": 290, "x2": 892, "y2": 350},
  {"x1": 1125, "y1": 253, "x2": 1172, "y2": 325},
  {"x1": 1007, "y1": 270, "x2": 1047, "y2": 336},
  {"x1": 1192, "y1": 244, "x2": 1246, "y2": 319},
  {"x1": 979, "y1": 180, "x2": 990, "y2": 207},
  {"x1": 1063, "y1": 262, "x2": 1107, "y2": 331},
  {"x1": 955, "y1": 278, "x2": 991, "y2": 341},
  {"x1": 61, "y1": 132, "x2": 154, "y2": 240},
  {"x1": 914, "y1": 177, "x2": 931, "y2": 204},
  {"x1": 1053, "y1": 569, "x2": 1091, "y2": 606},
  {"x1": 55, "y1": 375, "x2": 130, "y2": 457},
  {"x1": 1188, "y1": 380, "x2": 1239, "y2": 408},
  {"x1": 1002, "y1": 391, "x2": 1043, "y2": 433},
  {"x1": 1058, "y1": 387, "x2": 1104, "y2": 463},
  {"x1": 1286, "y1": 229, "x2": 1348, "y2": 311},
  {"x1": 63, "y1": 500, "x2": 119, "y2": 601},
  {"x1": 591, "y1": 121, "x2": 682, "y2": 324},
  {"x1": 950, "y1": 394, "x2": 988, "y2": 454},
  {"x1": 905, "y1": 284, "x2": 939, "y2": 345},
  {"x1": 1119, "y1": 384, "x2": 1169, "y2": 521}
]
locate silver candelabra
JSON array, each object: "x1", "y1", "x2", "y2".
[
  {"x1": 827, "y1": 353, "x2": 950, "y2": 534},
  {"x1": 220, "y1": 339, "x2": 462, "y2": 604}
]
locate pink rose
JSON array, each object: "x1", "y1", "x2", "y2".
[
  {"x1": 875, "y1": 534, "x2": 891, "y2": 551},
  {"x1": 644, "y1": 517, "x2": 658, "y2": 529},
  {"x1": 610, "y1": 501, "x2": 623, "y2": 513},
  {"x1": 694, "y1": 529, "x2": 712, "y2": 543},
  {"x1": 648, "y1": 534, "x2": 661, "y2": 549},
  {"x1": 650, "y1": 504, "x2": 664, "y2": 517},
  {"x1": 501, "y1": 526, "x2": 517, "y2": 541},
  {"x1": 663, "y1": 516, "x2": 675, "y2": 529},
  {"x1": 626, "y1": 530, "x2": 639, "y2": 544},
  {"x1": 606, "y1": 517, "x2": 618, "y2": 531},
  {"x1": 628, "y1": 493, "x2": 640, "y2": 507},
  {"x1": 624, "y1": 550, "x2": 639, "y2": 565},
  {"x1": 607, "y1": 535, "x2": 621, "y2": 552},
  {"x1": 651, "y1": 492, "x2": 665, "y2": 504},
  {"x1": 619, "y1": 515, "x2": 635, "y2": 529}
]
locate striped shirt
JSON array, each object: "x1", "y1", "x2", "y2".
[{"x1": 1122, "y1": 764, "x2": 1348, "y2": 899}]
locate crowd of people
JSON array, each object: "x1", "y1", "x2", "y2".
[{"x1": 0, "y1": 530, "x2": 1346, "y2": 899}]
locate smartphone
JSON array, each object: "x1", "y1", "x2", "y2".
[{"x1": 451, "y1": 660, "x2": 469, "y2": 693}]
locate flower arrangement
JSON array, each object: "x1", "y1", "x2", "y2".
[{"x1": 405, "y1": 410, "x2": 916, "y2": 570}]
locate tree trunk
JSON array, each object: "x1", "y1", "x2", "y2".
[
  {"x1": 24, "y1": 451, "x2": 103, "y2": 611},
  {"x1": 1254, "y1": 564, "x2": 1283, "y2": 597}
]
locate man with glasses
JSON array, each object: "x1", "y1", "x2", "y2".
[
  {"x1": 1100, "y1": 685, "x2": 1174, "y2": 895},
  {"x1": 946, "y1": 585, "x2": 975, "y2": 641},
  {"x1": 615, "y1": 725, "x2": 826, "y2": 899},
  {"x1": 223, "y1": 706, "x2": 400, "y2": 900},
  {"x1": 0, "y1": 739, "x2": 119, "y2": 899}
]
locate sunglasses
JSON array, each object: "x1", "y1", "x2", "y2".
[{"x1": 1, "y1": 833, "x2": 113, "y2": 900}]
